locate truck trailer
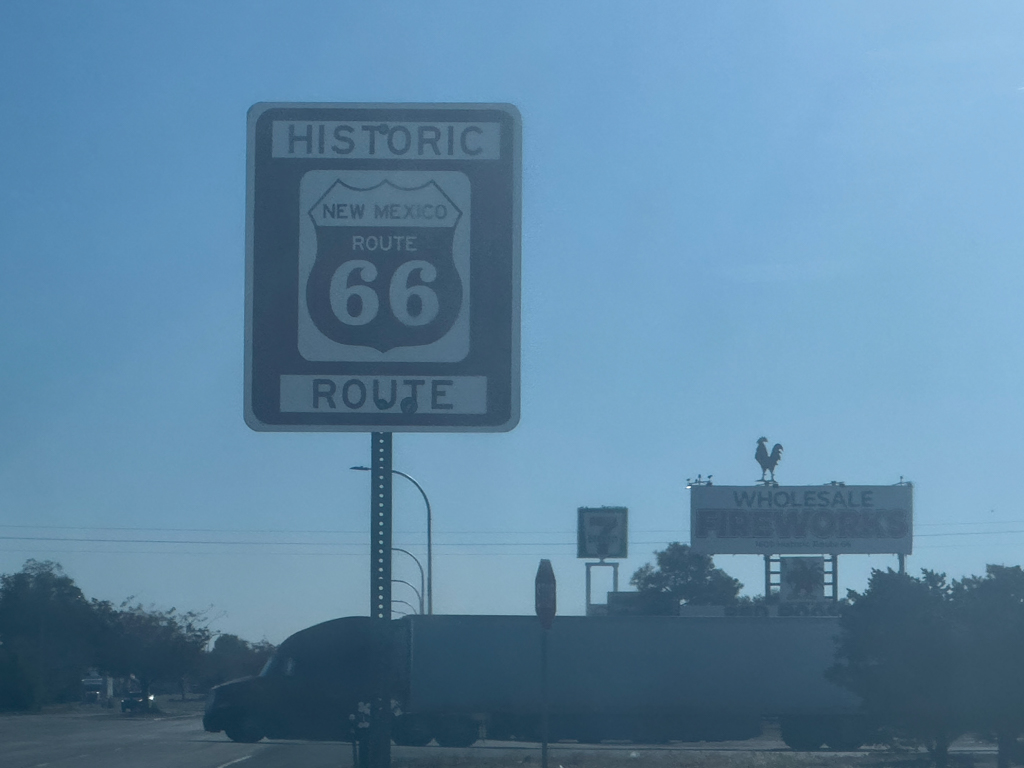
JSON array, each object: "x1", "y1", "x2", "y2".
[{"x1": 203, "y1": 613, "x2": 862, "y2": 750}]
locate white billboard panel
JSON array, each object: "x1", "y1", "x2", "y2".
[{"x1": 690, "y1": 485, "x2": 912, "y2": 555}]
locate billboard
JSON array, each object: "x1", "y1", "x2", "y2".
[{"x1": 690, "y1": 485, "x2": 912, "y2": 555}]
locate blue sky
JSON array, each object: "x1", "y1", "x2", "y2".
[{"x1": 1, "y1": 2, "x2": 1023, "y2": 644}]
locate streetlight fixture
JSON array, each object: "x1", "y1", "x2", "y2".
[{"x1": 353, "y1": 466, "x2": 434, "y2": 614}]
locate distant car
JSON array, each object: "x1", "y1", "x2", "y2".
[{"x1": 120, "y1": 693, "x2": 155, "y2": 713}]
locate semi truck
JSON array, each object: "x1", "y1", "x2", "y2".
[{"x1": 203, "y1": 613, "x2": 863, "y2": 751}]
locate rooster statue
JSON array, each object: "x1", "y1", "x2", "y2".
[{"x1": 755, "y1": 437, "x2": 783, "y2": 483}]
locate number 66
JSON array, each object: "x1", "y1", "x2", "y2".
[{"x1": 329, "y1": 259, "x2": 440, "y2": 327}]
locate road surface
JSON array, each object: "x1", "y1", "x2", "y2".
[{"x1": 0, "y1": 708, "x2": 1001, "y2": 768}]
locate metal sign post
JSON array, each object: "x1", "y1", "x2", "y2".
[
  {"x1": 365, "y1": 432, "x2": 393, "y2": 767},
  {"x1": 535, "y1": 560, "x2": 556, "y2": 768},
  {"x1": 584, "y1": 561, "x2": 620, "y2": 616},
  {"x1": 577, "y1": 507, "x2": 627, "y2": 615}
]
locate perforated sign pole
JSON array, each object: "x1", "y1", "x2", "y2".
[{"x1": 366, "y1": 432, "x2": 393, "y2": 767}]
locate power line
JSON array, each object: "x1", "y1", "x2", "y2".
[
  {"x1": 0, "y1": 523, "x2": 681, "y2": 535},
  {"x1": 917, "y1": 520, "x2": 1024, "y2": 528},
  {"x1": 1, "y1": 519, "x2": 1021, "y2": 534},
  {"x1": 0, "y1": 543, "x2": 1009, "y2": 557},
  {"x1": 916, "y1": 530, "x2": 1024, "y2": 538},
  {"x1": 4, "y1": 525, "x2": 1024, "y2": 548},
  {"x1": 0, "y1": 534, "x2": 648, "y2": 547},
  {"x1": 0, "y1": 523, "x2": 369, "y2": 534},
  {"x1": 0, "y1": 548, "x2": 585, "y2": 558}
]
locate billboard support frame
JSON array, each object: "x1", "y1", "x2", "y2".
[
  {"x1": 765, "y1": 553, "x2": 840, "y2": 603},
  {"x1": 584, "y1": 560, "x2": 620, "y2": 616}
]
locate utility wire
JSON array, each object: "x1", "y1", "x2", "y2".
[
  {"x1": 0, "y1": 520, "x2": 1018, "y2": 533},
  {"x1": 0, "y1": 534, "x2": 672, "y2": 547},
  {"x1": 2, "y1": 526, "x2": 1023, "y2": 547}
]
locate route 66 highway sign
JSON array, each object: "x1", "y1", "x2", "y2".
[{"x1": 245, "y1": 103, "x2": 520, "y2": 431}]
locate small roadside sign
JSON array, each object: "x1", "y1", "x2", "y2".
[
  {"x1": 535, "y1": 559, "x2": 556, "y2": 630},
  {"x1": 245, "y1": 103, "x2": 521, "y2": 432},
  {"x1": 577, "y1": 507, "x2": 628, "y2": 559}
]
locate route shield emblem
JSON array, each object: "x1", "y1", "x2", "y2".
[{"x1": 298, "y1": 171, "x2": 471, "y2": 362}]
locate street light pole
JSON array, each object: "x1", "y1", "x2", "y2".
[
  {"x1": 392, "y1": 579, "x2": 423, "y2": 615},
  {"x1": 392, "y1": 548, "x2": 425, "y2": 613},
  {"x1": 392, "y1": 470, "x2": 433, "y2": 616},
  {"x1": 391, "y1": 599, "x2": 419, "y2": 617},
  {"x1": 353, "y1": 467, "x2": 433, "y2": 615}
]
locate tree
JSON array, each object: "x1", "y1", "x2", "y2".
[
  {"x1": 200, "y1": 634, "x2": 275, "y2": 691},
  {"x1": 630, "y1": 542, "x2": 742, "y2": 610},
  {"x1": 0, "y1": 560, "x2": 104, "y2": 708},
  {"x1": 829, "y1": 569, "x2": 969, "y2": 767},
  {"x1": 0, "y1": 560, "x2": 268, "y2": 711},
  {"x1": 102, "y1": 601, "x2": 211, "y2": 698},
  {"x1": 954, "y1": 565, "x2": 1024, "y2": 768}
]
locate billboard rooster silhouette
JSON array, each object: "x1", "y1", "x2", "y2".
[{"x1": 755, "y1": 437, "x2": 783, "y2": 483}]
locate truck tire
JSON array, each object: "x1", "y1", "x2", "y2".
[
  {"x1": 574, "y1": 727, "x2": 603, "y2": 745},
  {"x1": 633, "y1": 719, "x2": 671, "y2": 744},
  {"x1": 393, "y1": 716, "x2": 433, "y2": 747},
  {"x1": 823, "y1": 718, "x2": 865, "y2": 751},
  {"x1": 434, "y1": 717, "x2": 479, "y2": 748},
  {"x1": 224, "y1": 712, "x2": 265, "y2": 743},
  {"x1": 487, "y1": 714, "x2": 534, "y2": 742},
  {"x1": 780, "y1": 717, "x2": 825, "y2": 751},
  {"x1": 825, "y1": 734, "x2": 864, "y2": 751}
]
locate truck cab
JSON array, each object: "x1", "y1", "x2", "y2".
[{"x1": 204, "y1": 616, "x2": 380, "y2": 743}]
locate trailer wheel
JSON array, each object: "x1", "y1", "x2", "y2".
[
  {"x1": 434, "y1": 717, "x2": 479, "y2": 748},
  {"x1": 574, "y1": 728, "x2": 603, "y2": 745},
  {"x1": 780, "y1": 717, "x2": 824, "y2": 751},
  {"x1": 224, "y1": 711, "x2": 265, "y2": 743},
  {"x1": 632, "y1": 722, "x2": 671, "y2": 744}
]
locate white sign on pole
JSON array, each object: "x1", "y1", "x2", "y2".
[{"x1": 245, "y1": 103, "x2": 521, "y2": 432}]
